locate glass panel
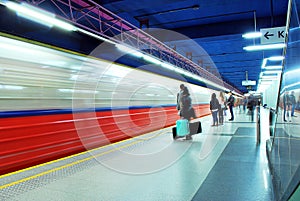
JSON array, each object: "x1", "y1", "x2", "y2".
[{"x1": 267, "y1": 0, "x2": 300, "y2": 200}]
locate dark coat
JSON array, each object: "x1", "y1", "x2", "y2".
[
  {"x1": 180, "y1": 95, "x2": 195, "y2": 120},
  {"x1": 227, "y1": 95, "x2": 235, "y2": 107},
  {"x1": 210, "y1": 98, "x2": 219, "y2": 111},
  {"x1": 283, "y1": 94, "x2": 292, "y2": 106}
]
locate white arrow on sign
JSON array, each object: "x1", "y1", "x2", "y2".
[{"x1": 260, "y1": 26, "x2": 286, "y2": 45}]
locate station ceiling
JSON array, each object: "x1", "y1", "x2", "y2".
[
  {"x1": 98, "y1": 0, "x2": 288, "y2": 93},
  {"x1": 0, "y1": 0, "x2": 289, "y2": 94}
]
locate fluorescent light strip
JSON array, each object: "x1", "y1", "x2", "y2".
[
  {"x1": 115, "y1": 44, "x2": 134, "y2": 52},
  {"x1": 174, "y1": 68, "x2": 186, "y2": 74},
  {"x1": 261, "y1": 56, "x2": 284, "y2": 69},
  {"x1": 243, "y1": 43, "x2": 286, "y2": 51},
  {"x1": 259, "y1": 74, "x2": 280, "y2": 80},
  {"x1": 115, "y1": 44, "x2": 144, "y2": 58},
  {"x1": 161, "y1": 63, "x2": 175, "y2": 71},
  {"x1": 242, "y1": 32, "x2": 262, "y2": 39},
  {"x1": 263, "y1": 65, "x2": 282, "y2": 70},
  {"x1": 79, "y1": 28, "x2": 115, "y2": 45},
  {"x1": 268, "y1": 56, "x2": 285, "y2": 61},
  {"x1": 143, "y1": 55, "x2": 162, "y2": 65},
  {"x1": 5, "y1": 1, "x2": 76, "y2": 31},
  {"x1": 4, "y1": 1, "x2": 120, "y2": 44},
  {"x1": 262, "y1": 70, "x2": 282, "y2": 74}
]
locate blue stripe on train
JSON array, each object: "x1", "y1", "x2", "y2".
[{"x1": 0, "y1": 104, "x2": 178, "y2": 118}]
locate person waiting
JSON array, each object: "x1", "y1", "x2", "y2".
[
  {"x1": 179, "y1": 87, "x2": 195, "y2": 140},
  {"x1": 218, "y1": 92, "x2": 225, "y2": 125},
  {"x1": 283, "y1": 91, "x2": 292, "y2": 122},
  {"x1": 210, "y1": 93, "x2": 219, "y2": 126},
  {"x1": 290, "y1": 91, "x2": 297, "y2": 117},
  {"x1": 227, "y1": 91, "x2": 235, "y2": 121}
]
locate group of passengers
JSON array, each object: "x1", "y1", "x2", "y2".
[
  {"x1": 208, "y1": 91, "x2": 235, "y2": 126},
  {"x1": 283, "y1": 90, "x2": 298, "y2": 122},
  {"x1": 176, "y1": 84, "x2": 235, "y2": 127}
]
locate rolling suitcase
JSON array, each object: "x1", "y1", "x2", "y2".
[
  {"x1": 176, "y1": 119, "x2": 190, "y2": 136},
  {"x1": 172, "y1": 119, "x2": 189, "y2": 139},
  {"x1": 172, "y1": 121, "x2": 202, "y2": 139}
]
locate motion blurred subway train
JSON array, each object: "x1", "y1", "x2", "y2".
[{"x1": 0, "y1": 34, "x2": 227, "y2": 174}]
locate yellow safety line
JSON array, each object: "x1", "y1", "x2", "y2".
[
  {"x1": 0, "y1": 130, "x2": 168, "y2": 189},
  {"x1": 0, "y1": 135, "x2": 129, "y2": 178},
  {"x1": 0, "y1": 129, "x2": 167, "y2": 178}
]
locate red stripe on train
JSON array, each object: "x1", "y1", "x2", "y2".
[{"x1": 0, "y1": 104, "x2": 210, "y2": 175}]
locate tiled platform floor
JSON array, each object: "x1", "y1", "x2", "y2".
[{"x1": 1, "y1": 107, "x2": 276, "y2": 201}]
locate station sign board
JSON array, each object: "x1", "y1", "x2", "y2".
[{"x1": 260, "y1": 26, "x2": 286, "y2": 44}]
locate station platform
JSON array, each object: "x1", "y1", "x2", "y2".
[{"x1": 1, "y1": 107, "x2": 276, "y2": 201}]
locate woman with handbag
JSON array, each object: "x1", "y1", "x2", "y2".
[{"x1": 179, "y1": 86, "x2": 196, "y2": 140}]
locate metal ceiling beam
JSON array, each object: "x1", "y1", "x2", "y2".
[
  {"x1": 164, "y1": 16, "x2": 287, "y2": 40},
  {"x1": 134, "y1": 5, "x2": 200, "y2": 19},
  {"x1": 19, "y1": 0, "x2": 241, "y2": 93}
]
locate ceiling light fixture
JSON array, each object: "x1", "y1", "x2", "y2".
[
  {"x1": 143, "y1": 55, "x2": 162, "y2": 65},
  {"x1": 261, "y1": 56, "x2": 284, "y2": 69},
  {"x1": 262, "y1": 65, "x2": 282, "y2": 70},
  {"x1": 115, "y1": 44, "x2": 144, "y2": 57},
  {"x1": 268, "y1": 56, "x2": 285, "y2": 61},
  {"x1": 79, "y1": 28, "x2": 115, "y2": 45},
  {"x1": 4, "y1": 1, "x2": 76, "y2": 31},
  {"x1": 242, "y1": 32, "x2": 262, "y2": 39},
  {"x1": 243, "y1": 43, "x2": 286, "y2": 51},
  {"x1": 161, "y1": 63, "x2": 175, "y2": 71}
]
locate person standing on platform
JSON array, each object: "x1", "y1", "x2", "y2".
[
  {"x1": 243, "y1": 96, "x2": 247, "y2": 112},
  {"x1": 283, "y1": 91, "x2": 292, "y2": 122},
  {"x1": 218, "y1": 92, "x2": 225, "y2": 125},
  {"x1": 210, "y1": 93, "x2": 219, "y2": 126},
  {"x1": 247, "y1": 94, "x2": 255, "y2": 122},
  {"x1": 227, "y1": 91, "x2": 235, "y2": 121},
  {"x1": 290, "y1": 91, "x2": 297, "y2": 117},
  {"x1": 176, "y1": 84, "x2": 185, "y2": 111},
  {"x1": 179, "y1": 86, "x2": 195, "y2": 140}
]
